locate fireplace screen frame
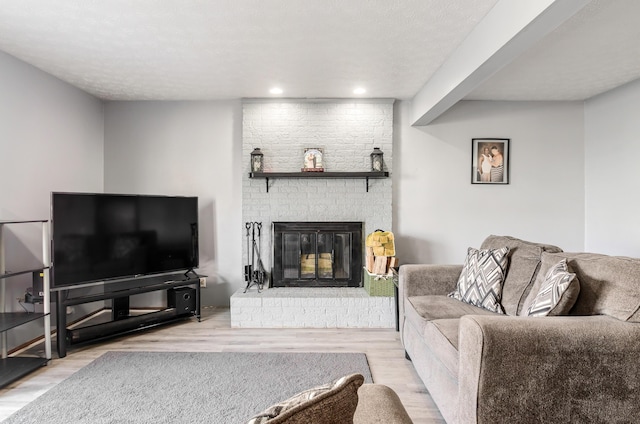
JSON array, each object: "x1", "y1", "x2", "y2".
[{"x1": 272, "y1": 222, "x2": 363, "y2": 288}]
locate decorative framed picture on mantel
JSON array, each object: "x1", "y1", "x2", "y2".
[
  {"x1": 302, "y1": 148, "x2": 324, "y2": 172},
  {"x1": 472, "y1": 138, "x2": 510, "y2": 184}
]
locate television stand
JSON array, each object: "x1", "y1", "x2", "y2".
[{"x1": 54, "y1": 275, "x2": 201, "y2": 358}]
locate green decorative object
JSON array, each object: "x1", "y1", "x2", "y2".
[{"x1": 363, "y1": 268, "x2": 394, "y2": 297}]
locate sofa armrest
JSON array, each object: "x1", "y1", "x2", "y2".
[
  {"x1": 458, "y1": 315, "x2": 640, "y2": 424},
  {"x1": 398, "y1": 264, "x2": 462, "y2": 343},
  {"x1": 353, "y1": 384, "x2": 413, "y2": 424},
  {"x1": 399, "y1": 264, "x2": 462, "y2": 298}
]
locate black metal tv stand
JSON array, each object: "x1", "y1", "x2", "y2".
[{"x1": 54, "y1": 274, "x2": 201, "y2": 358}]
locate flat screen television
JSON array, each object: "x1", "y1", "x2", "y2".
[{"x1": 51, "y1": 192, "x2": 199, "y2": 288}]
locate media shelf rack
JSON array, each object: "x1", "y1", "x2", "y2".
[
  {"x1": 0, "y1": 220, "x2": 52, "y2": 388},
  {"x1": 54, "y1": 275, "x2": 201, "y2": 358}
]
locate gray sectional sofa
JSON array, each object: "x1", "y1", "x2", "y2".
[{"x1": 399, "y1": 235, "x2": 640, "y2": 424}]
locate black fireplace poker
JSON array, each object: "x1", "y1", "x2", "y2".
[{"x1": 244, "y1": 221, "x2": 265, "y2": 293}]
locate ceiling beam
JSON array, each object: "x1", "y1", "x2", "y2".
[{"x1": 411, "y1": 0, "x2": 592, "y2": 126}]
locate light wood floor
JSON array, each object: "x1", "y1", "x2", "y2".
[{"x1": 0, "y1": 307, "x2": 444, "y2": 423}]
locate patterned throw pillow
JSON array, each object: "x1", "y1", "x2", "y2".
[
  {"x1": 449, "y1": 246, "x2": 510, "y2": 314},
  {"x1": 527, "y1": 259, "x2": 580, "y2": 317},
  {"x1": 245, "y1": 373, "x2": 364, "y2": 424}
]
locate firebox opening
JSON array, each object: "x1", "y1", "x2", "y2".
[{"x1": 272, "y1": 222, "x2": 363, "y2": 288}]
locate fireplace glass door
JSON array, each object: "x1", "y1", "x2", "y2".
[{"x1": 273, "y1": 222, "x2": 362, "y2": 287}]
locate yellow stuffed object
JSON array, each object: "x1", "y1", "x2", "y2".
[{"x1": 365, "y1": 230, "x2": 395, "y2": 257}]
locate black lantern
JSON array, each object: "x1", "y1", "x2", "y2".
[
  {"x1": 370, "y1": 147, "x2": 384, "y2": 172},
  {"x1": 251, "y1": 148, "x2": 264, "y2": 173}
]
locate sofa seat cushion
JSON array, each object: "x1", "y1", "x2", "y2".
[
  {"x1": 481, "y1": 235, "x2": 562, "y2": 316},
  {"x1": 424, "y1": 319, "x2": 462, "y2": 379},
  {"x1": 404, "y1": 295, "x2": 496, "y2": 350},
  {"x1": 407, "y1": 295, "x2": 497, "y2": 322},
  {"x1": 524, "y1": 252, "x2": 640, "y2": 322}
]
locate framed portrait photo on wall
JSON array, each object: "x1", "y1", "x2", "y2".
[{"x1": 472, "y1": 138, "x2": 510, "y2": 184}]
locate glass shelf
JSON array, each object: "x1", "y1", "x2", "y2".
[
  {"x1": 0, "y1": 357, "x2": 49, "y2": 388},
  {"x1": 0, "y1": 219, "x2": 51, "y2": 388},
  {"x1": 0, "y1": 266, "x2": 49, "y2": 281},
  {"x1": 0, "y1": 312, "x2": 49, "y2": 333}
]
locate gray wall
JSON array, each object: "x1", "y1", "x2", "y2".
[
  {"x1": 585, "y1": 79, "x2": 640, "y2": 256},
  {"x1": 5, "y1": 41, "x2": 638, "y2": 328},
  {"x1": 0, "y1": 51, "x2": 104, "y2": 348},
  {"x1": 0, "y1": 51, "x2": 104, "y2": 220},
  {"x1": 393, "y1": 100, "x2": 585, "y2": 265},
  {"x1": 103, "y1": 101, "x2": 243, "y2": 306}
]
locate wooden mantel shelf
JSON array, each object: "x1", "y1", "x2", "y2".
[{"x1": 249, "y1": 171, "x2": 389, "y2": 192}]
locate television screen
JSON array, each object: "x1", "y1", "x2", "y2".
[{"x1": 51, "y1": 192, "x2": 199, "y2": 288}]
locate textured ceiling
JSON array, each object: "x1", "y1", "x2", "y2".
[
  {"x1": 466, "y1": 0, "x2": 640, "y2": 101},
  {"x1": 1, "y1": 1, "x2": 637, "y2": 103},
  {"x1": 0, "y1": 0, "x2": 499, "y2": 100}
]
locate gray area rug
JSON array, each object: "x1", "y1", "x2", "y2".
[{"x1": 5, "y1": 351, "x2": 372, "y2": 424}]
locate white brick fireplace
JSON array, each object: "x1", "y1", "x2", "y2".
[{"x1": 233, "y1": 99, "x2": 394, "y2": 328}]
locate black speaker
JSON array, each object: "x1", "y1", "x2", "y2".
[
  {"x1": 27, "y1": 271, "x2": 45, "y2": 303},
  {"x1": 112, "y1": 296, "x2": 130, "y2": 321},
  {"x1": 168, "y1": 287, "x2": 196, "y2": 315}
]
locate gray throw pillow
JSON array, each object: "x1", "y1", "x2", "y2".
[
  {"x1": 246, "y1": 373, "x2": 364, "y2": 424},
  {"x1": 449, "y1": 246, "x2": 510, "y2": 314},
  {"x1": 527, "y1": 259, "x2": 580, "y2": 317}
]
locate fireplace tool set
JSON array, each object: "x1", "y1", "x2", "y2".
[{"x1": 244, "y1": 221, "x2": 266, "y2": 292}]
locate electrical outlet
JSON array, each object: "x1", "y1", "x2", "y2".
[{"x1": 199, "y1": 277, "x2": 207, "y2": 288}]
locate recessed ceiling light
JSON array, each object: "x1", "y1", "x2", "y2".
[
  {"x1": 353, "y1": 87, "x2": 366, "y2": 95},
  {"x1": 270, "y1": 87, "x2": 283, "y2": 95}
]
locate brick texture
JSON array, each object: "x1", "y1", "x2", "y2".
[
  {"x1": 242, "y1": 100, "x2": 394, "y2": 273},
  {"x1": 230, "y1": 288, "x2": 395, "y2": 328}
]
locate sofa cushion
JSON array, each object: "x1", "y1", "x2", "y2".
[
  {"x1": 404, "y1": 294, "x2": 501, "y2": 384},
  {"x1": 481, "y1": 235, "x2": 563, "y2": 316},
  {"x1": 408, "y1": 295, "x2": 498, "y2": 322},
  {"x1": 526, "y1": 259, "x2": 580, "y2": 317},
  {"x1": 404, "y1": 295, "x2": 496, "y2": 349},
  {"x1": 424, "y1": 319, "x2": 462, "y2": 378},
  {"x1": 524, "y1": 252, "x2": 640, "y2": 322},
  {"x1": 449, "y1": 246, "x2": 510, "y2": 314},
  {"x1": 246, "y1": 374, "x2": 364, "y2": 424}
]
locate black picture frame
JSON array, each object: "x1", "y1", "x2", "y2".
[{"x1": 471, "y1": 138, "x2": 510, "y2": 184}]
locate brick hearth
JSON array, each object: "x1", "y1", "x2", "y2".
[{"x1": 230, "y1": 288, "x2": 394, "y2": 328}]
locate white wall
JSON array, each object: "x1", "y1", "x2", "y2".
[
  {"x1": 0, "y1": 51, "x2": 104, "y2": 348},
  {"x1": 103, "y1": 101, "x2": 243, "y2": 306},
  {"x1": 393, "y1": 100, "x2": 585, "y2": 265},
  {"x1": 585, "y1": 79, "x2": 640, "y2": 256}
]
